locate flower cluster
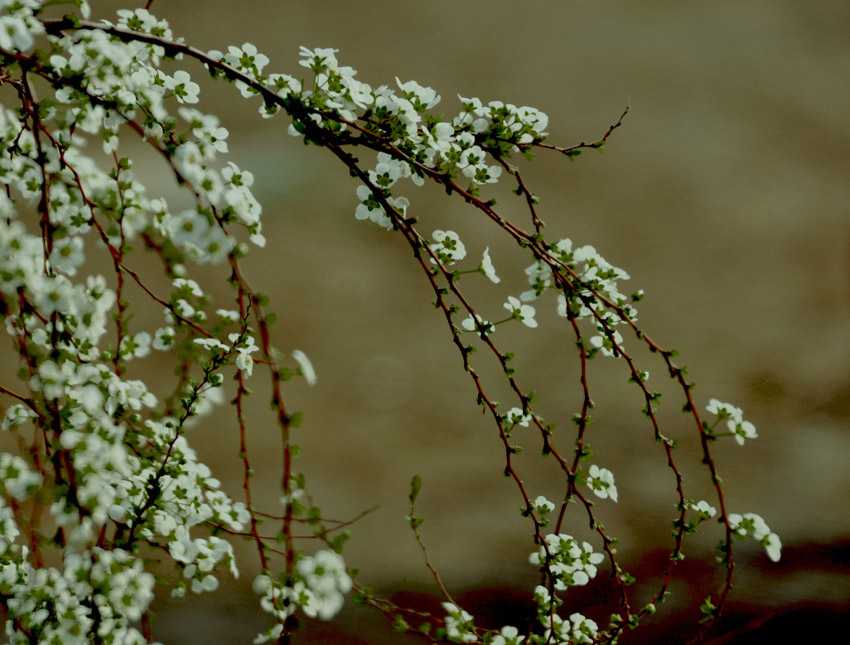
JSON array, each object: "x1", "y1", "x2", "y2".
[
  {"x1": 430, "y1": 229, "x2": 467, "y2": 266},
  {"x1": 0, "y1": 546, "x2": 154, "y2": 644},
  {"x1": 0, "y1": 0, "x2": 46, "y2": 52},
  {"x1": 729, "y1": 513, "x2": 782, "y2": 562},
  {"x1": 706, "y1": 398, "x2": 758, "y2": 445},
  {"x1": 273, "y1": 45, "x2": 550, "y2": 227},
  {"x1": 253, "y1": 550, "x2": 352, "y2": 643},
  {"x1": 529, "y1": 534, "x2": 604, "y2": 590},
  {"x1": 524, "y1": 238, "x2": 635, "y2": 357},
  {"x1": 541, "y1": 611, "x2": 600, "y2": 645},
  {"x1": 441, "y1": 602, "x2": 477, "y2": 644},
  {"x1": 0, "y1": 3, "x2": 293, "y2": 640},
  {"x1": 0, "y1": 453, "x2": 42, "y2": 501},
  {"x1": 296, "y1": 549, "x2": 353, "y2": 619},
  {"x1": 170, "y1": 535, "x2": 238, "y2": 595},
  {"x1": 531, "y1": 586, "x2": 599, "y2": 645}
]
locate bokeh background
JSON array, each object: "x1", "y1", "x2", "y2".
[{"x1": 53, "y1": 0, "x2": 850, "y2": 642}]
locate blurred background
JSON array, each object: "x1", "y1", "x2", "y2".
[{"x1": 98, "y1": 0, "x2": 850, "y2": 642}]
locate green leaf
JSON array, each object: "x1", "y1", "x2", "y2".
[
  {"x1": 404, "y1": 515, "x2": 424, "y2": 530},
  {"x1": 699, "y1": 596, "x2": 718, "y2": 622},
  {"x1": 331, "y1": 530, "x2": 351, "y2": 553},
  {"x1": 409, "y1": 474, "x2": 422, "y2": 504}
]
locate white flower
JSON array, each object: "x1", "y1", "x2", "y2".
[
  {"x1": 568, "y1": 612, "x2": 599, "y2": 644},
  {"x1": 195, "y1": 337, "x2": 229, "y2": 352},
  {"x1": 492, "y1": 625, "x2": 524, "y2": 645},
  {"x1": 33, "y1": 360, "x2": 69, "y2": 400},
  {"x1": 32, "y1": 273, "x2": 72, "y2": 315},
  {"x1": 728, "y1": 418, "x2": 758, "y2": 445},
  {"x1": 505, "y1": 407, "x2": 532, "y2": 428},
  {"x1": 217, "y1": 309, "x2": 240, "y2": 323},
  {"x1": 297, "y1": 550, "x2": 351, "y2": 591},
  {"x1": 299, "y1": 46, "x2": 340, "y2": 72},
  {"x1": 169, "y1": 70, "x2": 200, "y2": 104},
  {"x1": 589, "y1": 328, "x2": 623, "y2": 357},
  {"x1": 461, "y1": 314, "x2": 494, "y2": 336},
  {"x1": 586, "y1": 465, "x2": 618, "y2": 503},
  {"x1": 504, "y1": 296, "x2": 537, "y2": 328},
  {"x1": 2, "y1": 404, "x2": 36, "y2": 430},
  {"x1": 48, "y1": 236, "x2": 85, "y2": 275},
  {"x1": 192, "y1": 574, "x2": 219, "y2": 593},
  {"x1": 429, "y1": 230, "x2": 466, "y2": 266},
  {"x1": 542, "y1": 615, "x2": 573, "y2": 642},
  {"x1": 533, "y1": 495, "x2": 555, "y2": 515},
  {"x1": 729, "y1": 512, "x2": 766, "y2": 538},
  {"x1": 480, "y1": 247, "x2": 500, "y2": 283},
  {"x1": 441, "y1": 602, "x2": 477, "y2": 643},
  {"x1": 222, "y1": 162, "x2": 254, "y2": 189},
  {"x1": 292, "y1": 349, "x2": 317, "y2": 386},
  {"x1": 0, "y1": 15, "x2": 43, "y2": 53},
  {"x1": 228, "y1": 43, "x2": 270, "y2": 76},
  {"x1": 121, "y1": 332, "x2": 152, "y2": 359},
  {"x1": 254, "y1": 624, "x2": 284, "y2": 644},
  {"x1": 533, "y1": 585, "x2": 552, "y2": 612},
  {"x1": 229, "y1": 333, "x2": 259, "y2": 377},
  {"x1": 517, "y1": 105, "x2": 549, "y2": 135},
  {"x1": 706, "y1": 398, "x2": 743, "y2": 420},
  {"x1": 0, "y1": 454, "x2": 43, "y2": 500},
  {"x1": 688, "y1": 500, "x2": 717, "y2": 518},
  {"x1": 180, "y1": 107, "x2": 229, "y2": 152},
  {"x1": 395, "y1": 78, "x2": 440, "y2": 110},
  {"x1": 297, "y1": 550, "x2": 352, "y2": 620},
  {"x1": 266, "y1": 73, "x2": 302, "y2": 99},
  {"x1": 764, "y1": 532, "x2": 782, "y2": 562},
  {"x1": 575, "y1": 541, "x2": 604, "y2": 579}
]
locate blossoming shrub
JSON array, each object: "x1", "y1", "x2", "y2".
[{"x1": 0, "y1": 1, "x2": 780, "y2": 643}]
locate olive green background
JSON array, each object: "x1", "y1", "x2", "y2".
[{"x1": 35, "y1": 1, "x2": 850, "y2": 642}]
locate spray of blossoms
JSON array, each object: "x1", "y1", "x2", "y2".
[{"x1": 0, "y1": 1, "x2": 779, "y2": 643}]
